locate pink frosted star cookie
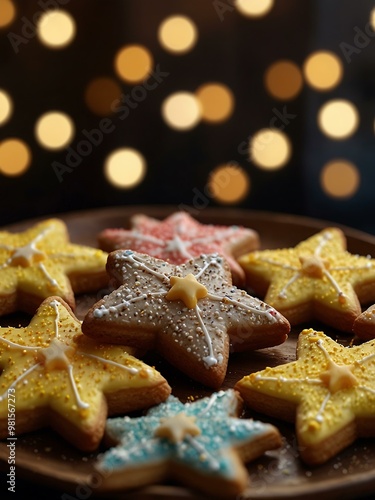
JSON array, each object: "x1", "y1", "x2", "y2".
[
  {"x1": 82, "y1": 250, "x2": 290, "y2": 389},
  {"x1": 97, "y1": 211, "x2": 259, "y2": 285}
]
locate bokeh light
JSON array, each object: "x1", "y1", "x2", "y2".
[
  {"x1": 35, "y1": 111, "x2": 75, "y2": 150},
  {"x1": 264, "y1": 60, "x2": 303, "y2": 100},
  {"x1": 0, "y1": 138, "x2": 31, "y2": 176},
  {"x1": 196, "y1": 83, "x2": 234, "y2": 123},
  {"x1": 158, "y1": 15, "x2": 198, "y2": 54},
  {"x1": 320, "y1": 159, "x2": 360, "y2": 198},
  {"x1": 249, "y1": 129, "x2": 291, "y2": 169},
  {"x1": 235, "y1": 0, "x2": 274, "y2": 17},
  {"x1": 114, "y1": 45, "x2": 153, "y2": 83},
  {"x1": 208, "y1": 164, "x2": 250, "y2": 204},
  {"x1": 303, "y1": 51, "x2": 343, "y2": 91},
  {"x1": 0, "y1": 0, "x2": 16, "y2": 28},
  {"x1": 104, "y1": 148, "x2": 146, "y2": 189},
  {"x1": 318, "y1": 99, "x2": 359, "y2": 139},
  {"x1": 0, "y1": 90, "x2": 13, "y2": 125},
  {"x1": 370, "y1": 7, "x2": 375, "y2": 30},
  {"x1": 85, "y1": 77, "x2": 122, "y2": 116},
  {"x1": 37, "y1": 10, "x2": 76, "y2": 49},
  {"x1": 162, "y1": 92, "x2": 201, "y2": 130}
]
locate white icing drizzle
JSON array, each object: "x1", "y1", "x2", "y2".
[
  {"x1": 254, "y1": 374, "x2": 322, "y2": 384},
  {"x1": 316, "y1": 339, "x2": 331, "y2": 361},
  {"x1": 358, "y1": 385, "x2": 375, "y2": 396},
  {"x1": 131, "y1": 232, "x2": 165, "y2": 245},
  {"x1": 188, "y1": 226, "x2": 245, "y2": 246},
  {"x1": 197, "y1": 392, "x2": 218, "y2": 416},
  {"x1": 0, "y1": 363, "x2": 40, "y2": 401},
  {"x1": 38, "y1": 263, "x2": 58, "y2": 287},
  {"x1": 94, "y1": 291, "x2": 167, "y2": 318},
  {"x1": 315, "y1": 232, "x2": 331, "y2": 256},
  {"x1": 208, "y1": 292, "x2": 277, "y2": 322},
  {"x1": 278, "y1": 272, "x2": 301, "y2": 299},
  {"x1": 49, "y1": 252, "x2": 80, "y2": 259},
  {"x1": 120, "y1": 252, "x2": 168, "y2": 281},
  {"x1": 110, "y1": 438, "x2": 159, "y2": 462},
  {"x1": 185, "y1": 435, "x2": 221, "y2": 470},
  {"x1": 258, "y1": 257, "x2": 298, "y2": 271},
  {"x1": 332, "y1": 263, "x2": 372, "y2": 271},
  {"x1": 315, "y1": 392, "x2": 331, "y2": 423},
  {"x1": 194, "y1": 305, "x2": 218, "y2": 368},
  {"x1": 164, "y1": 236, "x2": 193, "y2": 259},
  {"x1": 194, "y1": 257, "x2": 220, "y2": 280},
  {"x1": 67, "y1": 364, "x2": 90, "y2": 409},
  {"x1": 49, "y1": 300, "x2": 60, "y2": 337},
  {"x1": 0, "y1": 337, "x2": 39, "y2": 351},
  {"x1": 356, "y1": 352, "x2": 375, "y2": 365},
  {"x1": 322, "y1": 269, "x2": 345, "y2": 300},
  {"x1": 79, "y1": 352, "x2": 139, "y2": 374}
]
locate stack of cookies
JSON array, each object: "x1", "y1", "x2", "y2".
[{"x1": 2, "y1": 212, "x2": 375, "y2": 496}]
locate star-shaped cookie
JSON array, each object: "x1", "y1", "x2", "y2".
[
  {"x1": 0, "y1": 297, "x2": 171, "y2": 451},
  {"x1": 96, "y1": 389, "x2": 281, "y2": 496},
  {"x1": 235, "y1": 328, "x2": 375, "y2": 465},
  {"x1": 238, "y1": 227, "x2": 375, "y2": 332},
  {"x1": 97, "y1": 211, "x2": 259, "y2": 285},
  {"x1": 82, "y1": 250, "x2": 290, "y2": 388},
  {"x1": 353, "y1": 304, "x2": 375, "y2": 340},
  {"x1": 0, "y1": 218, "x2": 108, "y2": 315}
]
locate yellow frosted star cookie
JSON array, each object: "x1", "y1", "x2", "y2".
[
  {"x1": 353, "y1": 304, "x2": 375, "y2": 340},
  {"x1": 235, "y1": 328, "x2": 375, "y2": 465},
  {"x1": 238, "y1": 227, "x2": 375, "y2": 332},
  {"x1": 0, "y1": 297, "x2": 171, "y2": 451},
  {"x1": 0, "y1": 218, "x2": 108, "y2": 315}
]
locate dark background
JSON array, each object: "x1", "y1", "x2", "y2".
[{"x1": 0, "y1": 0, "x2": 375, "y2": 232}]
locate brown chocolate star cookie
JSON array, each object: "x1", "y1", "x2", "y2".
[{"x1": 82, "y1": 250, "x2": 290, "y2": 388}]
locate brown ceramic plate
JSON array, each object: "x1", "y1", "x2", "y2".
[{"x1": 1, "y1": 206, "x2": 375, "y2": 500}]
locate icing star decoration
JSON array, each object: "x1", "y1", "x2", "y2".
[
  {"x1": 95, "y1": 389, "x2": 281, "y2": 497},
  {"x1": 97, "y1": 211, "x2": 259, "y2": 285},
  {"x1": 235, "y1": 328, "x2": 375, "y2": 465},
  {"x1": 238, "y1": 227, "x2": 375, "y2": 332},
  {"x1": 0, "y1": 297, "x2": 171, "y2": 451},
  {"x1": 82, "y1": 250, "x2": 290, "y2": 388},
  {"x1": 0, "y1": 218, "x2": 108, "y2": 315}
]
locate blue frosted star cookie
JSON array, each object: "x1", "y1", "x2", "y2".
[{"x1": 95, "y1": 389, "x2": 281, "y2": 496}]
